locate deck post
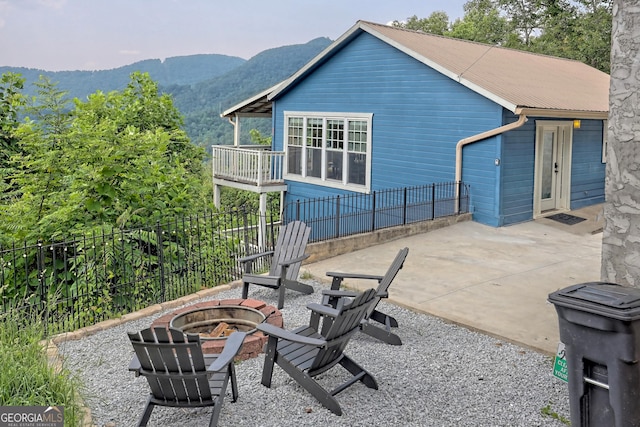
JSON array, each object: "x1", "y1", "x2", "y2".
[
  {"x1": 213, "y1": 183, "x2": 221, "y2": 209},
  {"x1": 258, "y1": 193, "x2": 267, "y2": 250}
]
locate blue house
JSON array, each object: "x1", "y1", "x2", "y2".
[{"x1": 215, "y1": 20, "x2": 609, "y2": 228}]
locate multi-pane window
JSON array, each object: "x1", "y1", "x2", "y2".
[
  {"x1": 326, "y1": 120, "x2": 344, "y2": 181},
  {"x1": 348, "y1": 120, "x2": 367, "y2": 185},
  {"x1": 306, "y1": 118, "x2": 323, "y2": 178},
  {"x1": 287, "y1": 117, "x2": 303, "y2": 175},
  {"x1": 285, "y1": 112, "x2": 371, "y2": 190}
]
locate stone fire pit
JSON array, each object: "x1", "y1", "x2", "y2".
[{"x1": 151, "y1": 298, "x2": 282, "y2": 361}]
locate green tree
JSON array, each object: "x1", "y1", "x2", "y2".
[
  {"x1": 0, "y1": 73, "x2": 26, "y2": 198},
  {"x1": 0, "y1": 72, "x2": 210, "y2": 242},
  {"x1": 393, "y1": 11, "x2": 451, "y2": 35},
  {"x1": 497, "y1": 0, "x2": 546, "y2": 46},
  {"x1": 450, "y1": 0, "x2": 512, "y2": 44},
  {"x1": 522, "y1": 0, "x2": 612, "y2": 71}
]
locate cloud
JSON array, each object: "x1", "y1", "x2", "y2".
[{"x1": 119, "y1": 50, "x2": 141, "y2": 56}]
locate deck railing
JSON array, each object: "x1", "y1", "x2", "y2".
[{"x1": 212, "y1": 145, "x2": 285, "y2": 186}]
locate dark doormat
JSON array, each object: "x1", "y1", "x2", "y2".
[{"x1": 546, "y1": 213, "x2": 586, "y2": 225}]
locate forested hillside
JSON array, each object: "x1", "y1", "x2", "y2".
[
  {"x1": 0, "y1": 37, "x2": 332, "y2": 149},
  {"x1": 172, "y1": 37, "x2": 332, "y2": 147},
  {"x1": 0, "y1": 54, "x2": 246, "y2": 100}
]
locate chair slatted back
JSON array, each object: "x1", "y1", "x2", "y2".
[
  {"x1": 368, "y1": 247, "x2": 408, "y2": 317},
  {"x1": 128, "y1": 327, "x2": 212, "y2": 403},
  {"x1": 311, "y1": 288, "x2": 377, "y2": 371},
  {"x1": 270, "y1": 221, "x2": 310, "y2": 280}
]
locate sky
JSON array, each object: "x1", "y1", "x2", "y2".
[{"x1": 0, "y1": 0, "x2": 468, "y2": 72}]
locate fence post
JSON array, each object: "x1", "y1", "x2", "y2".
[
  {"x1": 431, "y1": 183, "x2": 436, "y2": 220},
  {"x1": 242, "y1": 207, "x2": 251, "y2": 256},
  {"x1": 371, "y1": 191, "x2": 377, "y2": 232},
  {"x1": 36, "y1": 241, "x2": 48, "y2": 333},
  {"x1": 156, "y1": 222, "x2": 166, "y2": 303},
  {"x1": 403, "y1": 187, "x2": 408, "y2": 225},
  {"x1": 335, "y1": 196, "x2": 341, "y2": 239},
  {"x1": 457, "y1": 181, "x2": 462, "y2": 214}
]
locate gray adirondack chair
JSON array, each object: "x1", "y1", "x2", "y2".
[
  {"x1": 128, "y1": 327, "x2": 247, "y2": 427},
  {"x1": 239, "y1": 220, "x2": 313, "y2": 309},
  {"x1": 322, "y1": 247, "x2": 409, "y2": 345},
  {"x1": 257, "y1": 288, "x2": 379, "y2": 416}
]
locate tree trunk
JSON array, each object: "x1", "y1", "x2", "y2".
[{"x1": 601, "y1": 0, "x2": 640, "y2": 286}]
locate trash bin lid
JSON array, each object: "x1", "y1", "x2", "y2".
[{"x1": 548, "y1": 282, "x2": 640, "y2": 321}]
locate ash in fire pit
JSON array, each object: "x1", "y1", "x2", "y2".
[
  {"x1": 151, "y1": 299, "x2": 282, "y2": 360},
  {"x1": 169, "y1": 305, "x2": 266, "y2": 339}
]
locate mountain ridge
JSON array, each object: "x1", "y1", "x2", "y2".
[{"x1": 0, "y1": 37, "x2": 333, "y2": 147}]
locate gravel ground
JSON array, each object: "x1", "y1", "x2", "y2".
[{"x1": 57, "y1": 281, "x2": 571, "y2": 427}]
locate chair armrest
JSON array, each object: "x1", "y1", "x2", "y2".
[
  {"x1": 257, "y1": 323, "x2": 326, "y2": 347},
  {"x1": 207, "y1": 332, "x2": 247, "y2": 373},
  {"x1": 279, "y1": 253, "x2": 310, "y2": 267},
  {"x1": 326, "y1": 271, "x2": 384, "y2": 281},
  {"x1": 321, "y1": 289, "x2": 359, "y2": 298},
  {"x1": 237, "y1": 250, "x2": 275, "y2": 265},
  {"x1": 326, "y1": 271, "x2": 384, "y2": 290},
  {"x1": 306, "y1": 302, "x2": 340, "y2": 319},
  {"x1": 128, "y1": 356, "x2": 141, "y2": 376}
]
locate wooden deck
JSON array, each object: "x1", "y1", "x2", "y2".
[{"x1": 212, "y1": 145, "x2": 285, "y2": 188}]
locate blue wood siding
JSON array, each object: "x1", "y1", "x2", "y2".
[
  {"x1": 500, "y1": 112, "x2": 536, "y2": 225},
  {"x1": 272, "y1": 31, "x2": 605, "y2": 227},
  {"x1": 569, "y1": 119, "x2": 606, "y2": 208},
  {"x1": 273, "y1": 31, "x2": 502, "y2": 218},
  {"x1": 460, "y1": 134, "x2": 502, "y2": 226},
  {"x1": 500, "y1": 116, "x2": 605, "y2": 225}
]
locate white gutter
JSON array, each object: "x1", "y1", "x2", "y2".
[{"x1": 455, "y1": 114, "x2": 528, "y2": 212}]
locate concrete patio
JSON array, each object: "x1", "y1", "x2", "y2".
[{"x1": 301, "y1": 204, "x2": 604, "y2": 356}]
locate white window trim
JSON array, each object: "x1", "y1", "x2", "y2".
[{"x1": 283, "y1": 111, "x2": 373, "y2": 193}]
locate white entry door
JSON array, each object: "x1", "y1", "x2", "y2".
[{"x1": 534, "y1": 122, "x2": 572, "y2": 215}]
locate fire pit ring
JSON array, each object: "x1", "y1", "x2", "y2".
[
  {"x1": 169, "y1": 305, "x2": 266, "y2": 339},
  {"x1": 150, "y1": 299, "x2": 282, "y2": 361}
]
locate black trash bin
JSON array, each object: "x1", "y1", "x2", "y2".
[{"x1": 548, "y1": 282, "x2": 640, "y2": 427}]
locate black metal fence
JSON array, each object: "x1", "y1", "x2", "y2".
[
  {"x1": 283, "y1": 182, "x2": 469, "y2": 242},
  {"x1": 1, "y1": 181, "x2": 468, "y2": 334},
  {"x1": 0, "y1": 208, "x2": 280, "y2": 334}
]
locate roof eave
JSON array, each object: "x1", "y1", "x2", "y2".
[
  {"x1": 515, "y1": 107, "x2": 608, "y2": 120},
  {"x1": 220, "y1": 83, "x2": 280, "y2": 118}
]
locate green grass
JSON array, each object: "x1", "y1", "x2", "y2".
[
  {"x1": 300, "y1": 270, "x2": 314, "y2": 280},
  {"x1": 0, "y1": 314, "x2": 85, "y2": 426},
  {"x1": 541, "y1": 402, "x2": 571, "y2": 425}
]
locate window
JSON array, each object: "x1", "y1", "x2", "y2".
[{"x1": 285, "y1": 112, "x2": 372, "y2": 191}]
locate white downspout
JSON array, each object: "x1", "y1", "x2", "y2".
[{"x1": 455, "y1": 114, "x2": 528, "y2": 213}]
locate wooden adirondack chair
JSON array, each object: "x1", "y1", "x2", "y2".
[
  {"x1": 257, "y1": 288, "x2": 379, "y2": 416},
  {"x1": 128, "y1": 327, "x2": 247, "y2": 427},
  {"x1": 322, "y1": 247, "x2": 409, "y2": 345},
  {"x1": 239, "y1": 220, "x2": 313, "y2": 309}
]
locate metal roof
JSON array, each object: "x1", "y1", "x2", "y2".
[{"x1": 226, "y1": 21, "x2": 610, "y2": 119}]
